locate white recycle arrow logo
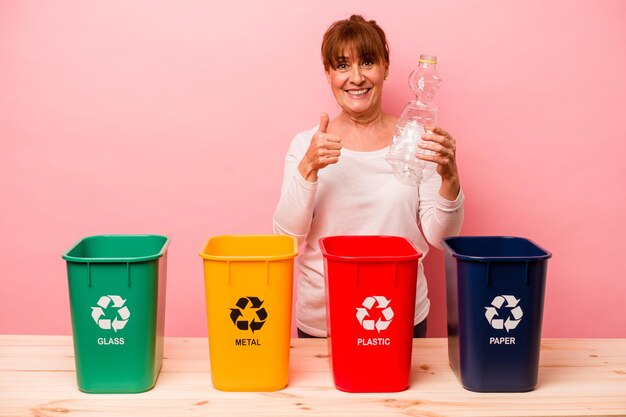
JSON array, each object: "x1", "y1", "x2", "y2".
[
  {"x1": 485, "y1": 295, "x2": 523, "y2": 332},
  {"x1": 91, "y1": 295, "x2": 130, "y2": 332},
  {"x1": 356, "y1": 296, "x2": 394, "y2": 333}
]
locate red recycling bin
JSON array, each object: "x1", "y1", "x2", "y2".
[{"x1": 319, "y1": 235, "x2": 422, "y2": 392}]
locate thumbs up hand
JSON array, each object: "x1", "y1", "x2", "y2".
[{"x1": 298, "y1": 113, "x2": 342, "y2": 182}]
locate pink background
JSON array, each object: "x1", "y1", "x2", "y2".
[{"x1": 1, "y1": 1, "x2": 625, "y2": 338}]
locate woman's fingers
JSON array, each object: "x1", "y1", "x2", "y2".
[
  {"x1": 415, "y1": 152, "x2": 451, "y2": 166},
  {"x1": 309, "y1": 131, "x2": 341, "y2": 169},
  {"x1": 419, "y1": 127, "x2": 455, "y2": 156},
  {"x1": 324, "y1": 156, "x2": 340, "y2": 165},
  {"x1": 324, "y1": 137, "x2": 342, "y2": 150},
  {"x1": 415, "y1": 126, "x2": 459, "y2": 179},
  {"x1": 423, "y1": 130, "x2": 455, "y2": 149},
  {"x1": 315, "y1": 147, "x2": 340, "y2": 157},
  {"x1": 433, "y1": 126, "x2": 451, "y2": 137},
  {"x1": 433, "y1": 127, "x2": 455, "y2": 145},
  {"x1": 418, "y1": 139, "x2": 453, "y2": 157}
]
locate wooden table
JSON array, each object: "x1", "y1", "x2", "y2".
[{"x1": 0, "y1": 336, "x2": 625, "y2": 416}]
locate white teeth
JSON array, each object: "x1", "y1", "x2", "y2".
[{"x1": 347, "y1": 88, "x2": 369, "y2": 96}]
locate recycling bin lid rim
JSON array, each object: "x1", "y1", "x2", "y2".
[
  {"x1": 199, "y1": 254, "x2": 298, "y2": 261},
  {"x1": 320, "y1": 255, "x2": 421, "y2": 263},
  {"x1": 442, "y1": 235, "x2": 552, "y2": 262},
  {"x1": 198, "y1": 235, "x2": 298, "y2": 261},
  {"x1": 319, "y1": 235, "x2": 422, "y2": 262},
  {"x1": 62, "y1": 234, "x2": 171, "y2": 263}
]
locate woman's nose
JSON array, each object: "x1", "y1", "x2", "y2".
[{"x1": 349, "y1": 66, "x2": 365, "y2": 84}]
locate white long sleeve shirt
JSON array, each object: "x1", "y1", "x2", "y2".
[{"x1": 273, "y1": 126, "x2": 464, "y2": 337}]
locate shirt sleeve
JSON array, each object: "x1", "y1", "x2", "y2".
[
  {"x1": 272, "y1": 131, "x2": 318, "y2": 246},
  {"x1": 417, "y1": 171, "x2": 465, "y2": 250}
]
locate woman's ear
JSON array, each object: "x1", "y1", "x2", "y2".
[{"x1": 325, "y1": 70, "x2": 331, "y2": 84}]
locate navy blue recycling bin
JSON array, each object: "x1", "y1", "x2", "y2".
[{"x1": 442, "y1": 236, "x2": 551, "y2": 392}]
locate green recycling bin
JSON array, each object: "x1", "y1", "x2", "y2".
[{"x1": 62, "y1": 234, "x2": 170, "y2": 393}]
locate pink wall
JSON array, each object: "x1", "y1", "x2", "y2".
[{"x1": 1, "y1": 1, "x2": 625, "y2": 338}]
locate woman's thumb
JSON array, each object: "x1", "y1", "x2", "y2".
[{"x1": 318, "y1": 112, "x2": 329, "y2": 133}]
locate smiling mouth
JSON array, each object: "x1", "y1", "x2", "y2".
[{"x1": 345, "y1": 88, "x2": 371, "y2": 97}]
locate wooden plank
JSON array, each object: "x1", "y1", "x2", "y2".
[{"x1": 0, "y1": 336, "x2": 624, "y2": 416}]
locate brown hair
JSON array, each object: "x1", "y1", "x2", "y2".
[{"x1": 321, "y1": 15, "x2": 390, "y2": 71}]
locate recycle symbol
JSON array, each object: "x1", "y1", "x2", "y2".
[
  {"x1": 230, "y1": 297, "x2": 267, "y2": 333},
  {"x1": 485, "y1": 295, "x2": 523, "y2": 332},
  {"x1": 91, "y1": 295, "x2": 130, "y2": 332},
  {"x1": 356, "y1": 296, "x2": 394, "y2": 333}
]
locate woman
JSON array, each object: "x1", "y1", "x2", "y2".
[{"x1": 273, "y1": 15, "x2": 464, "y2": 338}]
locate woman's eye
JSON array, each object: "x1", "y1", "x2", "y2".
[
  {"x1": 337, "y1": 63, "x2": 348, "y2": 70},
  {"x1": 362, "y1": 60, "x2": 374, "y2": 67}
]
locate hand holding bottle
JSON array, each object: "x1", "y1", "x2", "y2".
[
  {"x1": 418, "y1": 126, "x2": 461, "y2": 200},
  {"x1": 298, "y1": 113, "x2": 342, "y2": 182}
]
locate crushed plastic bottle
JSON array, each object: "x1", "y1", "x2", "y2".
[{"x1": 386, "y1": 54, "x2": 442, "y2": 185}]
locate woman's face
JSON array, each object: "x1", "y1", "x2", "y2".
[{"x1": 326, "y1": 48, "x2": 388, "y2": 118}]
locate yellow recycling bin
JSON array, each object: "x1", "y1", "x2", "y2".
[{"x1": 199, "y1": 235, "x2": 297, "y2": 391}]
